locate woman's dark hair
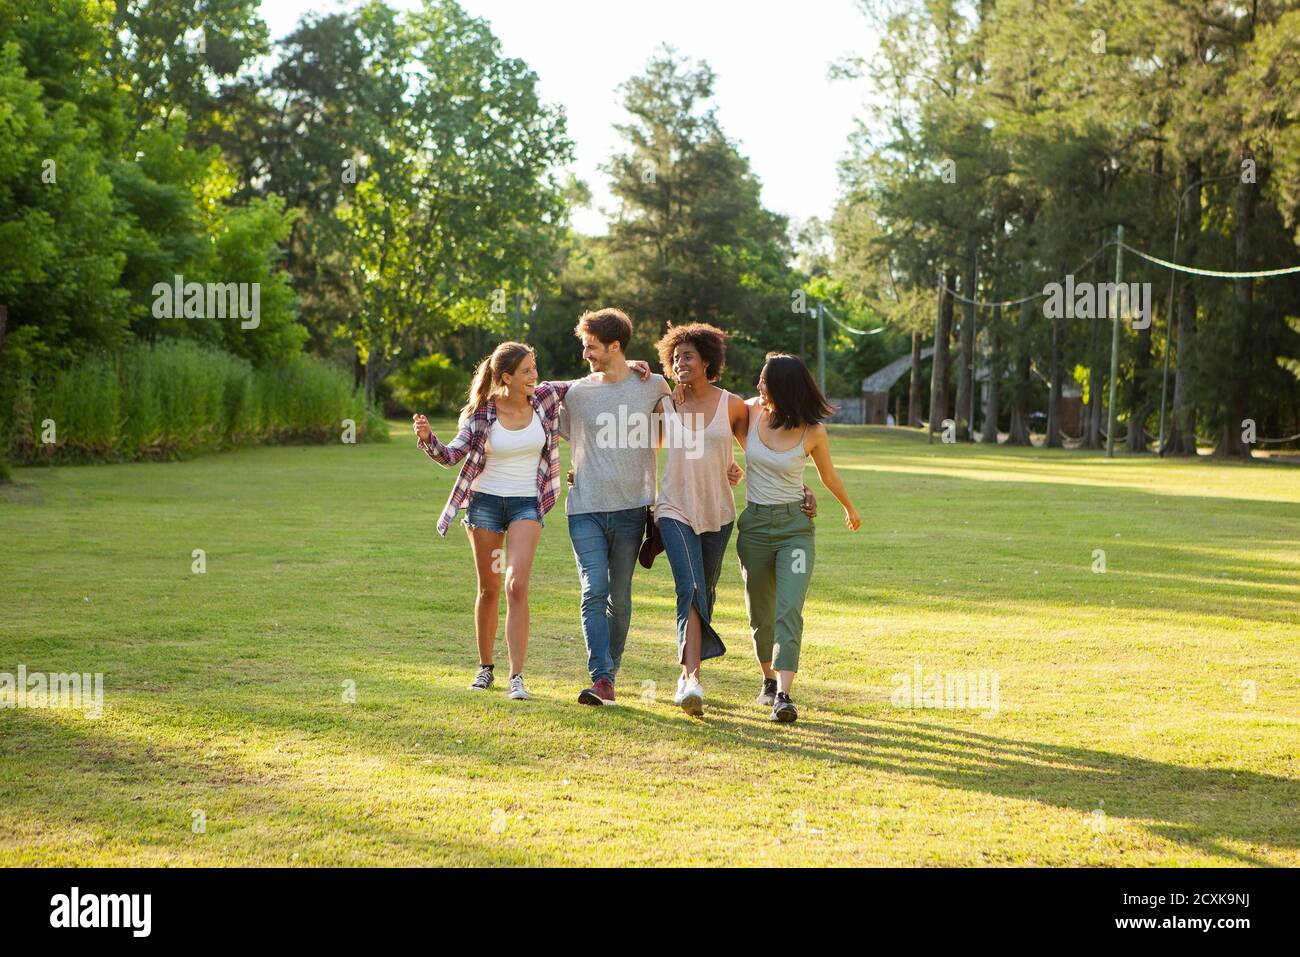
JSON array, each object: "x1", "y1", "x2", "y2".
[
  {"x1": 759, "y1": 352, "x2": 834, "y2": 429},
  {"x1": 655, "y1": 322, "x2": 728, "y2": 381}
]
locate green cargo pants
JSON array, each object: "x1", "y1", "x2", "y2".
[{"x1": 735, "y1": 502, "x2": 815, "y2": 672}]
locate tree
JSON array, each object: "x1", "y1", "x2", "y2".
[
  {"x1": 338, "y1": 0, "x2": 574, "y2": 398},
  {"x1": 0, "y1": 43, "x2": 130, "y2": 366},
  {"x1": 602, "y1": 46, "x2": 796, "y2": 387}
]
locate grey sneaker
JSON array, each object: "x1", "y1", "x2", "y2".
[
  {"x1": 770, "y1": 691, "x2": 797, "y2": 723},
  {"x1": 468, "y1": 666, "x2": 494, "y2": 691},
  {"x1": 756, "y1": 677, "x2": 777, "y2": 707},
  {"x1": 507, "y1": 674, "x2": 532, "y2": 700}
]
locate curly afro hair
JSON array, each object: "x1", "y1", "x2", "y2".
[{"x1": 654, "y1": 322, "x2": 728, "y2": 382}]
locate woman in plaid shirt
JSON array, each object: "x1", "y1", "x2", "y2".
[{"x1": 412, "y1": 341, "x2": 650, "y2": 701}]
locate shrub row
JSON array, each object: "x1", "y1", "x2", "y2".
[{"x1": 2, "y1": 340, "x2": 389, "y2": 464}]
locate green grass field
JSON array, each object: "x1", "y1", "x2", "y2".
[{"x1": 2, "y1": 423, "x2": 1297, "y2": 866}]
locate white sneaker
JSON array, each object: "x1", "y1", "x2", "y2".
[
  {"x1": 673, "y1": 675, "x2": 688, "y2": 705},
  {"x1": 679, "y1": 675, "x2": 704, "y2": 716},
  {"x1": 507, "y1": 674, "x2": 532, "y2": 701}
]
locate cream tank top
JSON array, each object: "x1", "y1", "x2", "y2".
[
  {"x1": 654, "y1": 389, "x2": 737, "y2": 534},
  {"x1": 744, "y1": 409, "x2": 808, "y2": 505}
]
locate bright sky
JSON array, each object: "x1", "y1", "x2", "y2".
[{"x1": 259, "y1": 0, "x2": 881, "y2": 236}]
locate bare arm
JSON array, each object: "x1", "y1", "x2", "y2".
[
  {"x1": 807, "y1": 425, "x2": 860, "y2": 531},
  {"x1": 652, "y1": 378, "x2": 672, "y2": 451},
  {"x1": 728, "y1": 393, "x2": 750, "y2": 450}
]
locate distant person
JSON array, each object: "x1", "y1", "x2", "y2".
[{"x1": 736, "y1": 353, "x2": 860, "y2": 723}]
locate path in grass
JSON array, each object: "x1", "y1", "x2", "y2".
[{"x1": 2, "y1": 425, "x2": 1297, "y2": 866}]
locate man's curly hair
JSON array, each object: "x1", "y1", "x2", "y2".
[{"x1": 654, "y1": 322, "x2": 728, "y2": 382}]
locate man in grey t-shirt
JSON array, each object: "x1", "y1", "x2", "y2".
[{"x1": 562, "y1": 308, "x2": 669, "y2": 706}]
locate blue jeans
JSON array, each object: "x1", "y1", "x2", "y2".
[
  {"x1": 657, "y1": 517, "x2": 734, "y2": 665},
  {"x1": 568, "y1": 507, "x2": 645, "y2": 683}
]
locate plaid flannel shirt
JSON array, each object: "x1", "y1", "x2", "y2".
[{"x1": 417, "y1": 380, "x2": 571, "y2": 536}]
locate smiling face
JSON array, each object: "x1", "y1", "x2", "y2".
[
  {"x1": 580, "y1": 333, "x2": 617, "y2": 372},
  {"x1": 501, "y1": 352, "x2": 538, "y2": 397},
  {"x1": 672, "y1": 342, "x2": 705, "y2": 385}
]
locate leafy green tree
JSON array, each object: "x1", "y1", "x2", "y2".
[
  {"x1": 603, "y1": 46, "x2": 796, "y2": 388},
  {"x1": 338, "y1": 0, "x2": 574, "y2": 398},
  {"x1": 0, "y1": 43, "x2": 130, "y2": 367}
]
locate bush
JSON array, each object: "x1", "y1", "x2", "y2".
[
  {"x1": 388, "y1": 353, "x2": 470, "y2": 416},
  {"x1": 3, "y1": 341, "x2": 385, "y2": 463}
]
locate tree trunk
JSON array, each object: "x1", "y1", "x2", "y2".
[
  {"x1": 1085, "y1": 311, "x2": 1104, "y2": 449},
  {"x1": 0, "y1": 303, "x2": 10, "y2": 480},
  {"x1": 1045, "y1": 311, "x2": 1064, "y2": 448},
  {"x1": 980, "y1": 306, "x2": 1000, "y2": 443},
  {"x1": 955, "y1": 248, "x2": 977, "y2": 441},
  {"x1": 908, "y1": 330, "x2": 923, "y2": 426},
  {"x1": 1165, "y1": 159, "x2": 1201, "y2": 456},
  {"x1": 1084, "y1": 240, "x2": 1106, "y2": 449},
  {"x1": 1006, "y1": 296, "x2": 1033, "y2": 445},
  {"x1": 928, "y1": 269, "x2": 955, "y2": 434},
  {"x1": 1219, "y1": 153, "x2": 1258, "y2": 460},
  {"x1": 1126, "y1": 315, "x2": 1151, "y2": 452}
]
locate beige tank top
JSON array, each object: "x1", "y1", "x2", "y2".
[{"x1": 655, "y1": 389, "x2": 737, "y2": 534}]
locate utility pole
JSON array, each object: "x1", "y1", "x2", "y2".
[
  {"x1": 928, "y1": 274, "x2": 943, "y2": 445},
  {"x1": 969, "y1": 278, "x2": 978, "y2": 442},
  {"x1": 1106, "y1": 225, "x2": 1123, "y2": 458},
  {"x1": 815, "y1": 299, "x2": 826, "y2": 396}
]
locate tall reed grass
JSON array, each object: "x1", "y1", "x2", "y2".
[{"x1": 2, "y1": 341, "x2": 388, "y2": 464}]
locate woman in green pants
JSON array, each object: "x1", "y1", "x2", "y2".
[{"x1": 737, "y1": 353, "x2": 861, "y2": 723}]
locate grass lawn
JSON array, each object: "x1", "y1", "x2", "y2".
[{"x1": 1, "y1": 423, "x2": 1297, "y2": 866}]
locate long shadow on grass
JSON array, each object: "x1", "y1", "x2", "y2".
[
  {"x1": 0, "y1": 710, "x2": 566, "y2": 866},
  {"x1": 6, "y1": 669, "x2": 1292, "y2": 865},
  {"x1": 599, "y1": 703, "x2": 1297, "y2": 866},
  {"x1": 814, "y1": 476, "x2": 1299, "y2": 628},
  {"x1": 122, "y1": 664, "x2": 1300, "y2": 866}
]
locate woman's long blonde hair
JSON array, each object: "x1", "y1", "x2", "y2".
[{"x1": 460, "y1": 341, "x2": 534, "y2": 425}]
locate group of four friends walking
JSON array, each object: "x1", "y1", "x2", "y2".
[{"x1": 411, "y1": 307, "x2": 860, "y2": 723}]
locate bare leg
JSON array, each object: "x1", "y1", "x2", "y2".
[
  {"x1": 467, "y1": 526, "x2": 505, "y2": 666},
  {"x1": 503, "y1": 519, "x2": 542, "y2": 675},
  {"x1": 758, "y1": 660, "x2": 776, "y2": 680},
  {"x1": 682, "y1": 605, "x2": 703, "y2": 679},
  {"x1": 778, "y1": 670, "x2": 796, "y2": 694}
]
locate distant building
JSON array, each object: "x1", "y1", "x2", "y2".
[{"x1": 861, "y1": 347, "x2": 934, "y2": 425}]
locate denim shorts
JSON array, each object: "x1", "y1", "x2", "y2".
[{"x1": 463, "y1": 491, "x2": 543, "y2": 532}]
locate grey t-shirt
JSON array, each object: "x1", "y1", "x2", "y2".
[{"x1": 561, "y1": 372, "x2": 671, "y2": 515}]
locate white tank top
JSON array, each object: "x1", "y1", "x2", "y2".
[
  {"x1": 471, "y1": 409, "x2": 545, "y2": 497},
  {"x1": 745, "y1": 409, "x2": 807, "y2": 505}
]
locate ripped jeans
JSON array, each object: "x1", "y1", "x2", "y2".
[{"x1": 656, "y1": 517, "x2": 734, "y2": 666}]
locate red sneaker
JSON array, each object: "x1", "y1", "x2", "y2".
[{"x1": 578, "y1": 677, "x2": 616, "y2": 706}]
